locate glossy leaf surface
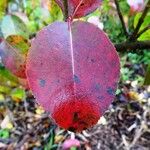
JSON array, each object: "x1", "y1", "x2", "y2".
[
  {"x1": 55, "y1": 0, "x2": 102, "y2": 18},
  {"x1": 26, "y1": 21, "x2": 120, "y2": 132}
]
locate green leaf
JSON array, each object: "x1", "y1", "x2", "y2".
[
  {"x1": 144, "y1": 64, "x2": 150, "y2": 85},
  {"x1": 11, "y1": 88, "x2": 26, "y2": 102},
  {"x1": 44, "y1": 129, "x2": 56, "y2": 150},
  {"x1": 134, "y1": 13, "x2": 150, "y2": 41},
  {"x1": 0, "y1": 85, "x2": 11, "y2": 94},
  {"x1": 30, "y1": 7, "x2": 52, "y2": 23},
  {"x1": 50, "y1": 0, "x2": 63, "y2": 21},
  {"x1": 0, "y1": 0, "x2": 7, "y2": 20},
  {"x1": 0, "y1": 65, "x2": 18, "y2": 85},
  {"x1": 0, "y1": 94, "x2": 4, "y2": 101},
  {"x1": 0, "y1": 129, "x2": 9, "y2": 139},
  {"x1": 1, "y1": 15, "x2": 29, "y2": 39}
]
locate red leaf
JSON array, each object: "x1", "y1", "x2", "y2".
[
  {"x1": 26, "y1": 21, "x2": 120, "y2": 132},
  {"x1": 55, "y1": 0, "x2": 102, "y2": 18}
]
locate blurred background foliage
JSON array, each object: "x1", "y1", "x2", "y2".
[{"x1": 0, "y1": 0, "x2": 150, "y2": 149}]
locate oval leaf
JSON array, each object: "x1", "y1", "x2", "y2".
[
  {"x1": 1, "y1": 15, "x2": 29, "y2": 39},
  {"x1": 55, "y1": 0, "x2": 102, "y2": 18},
  {"x1": 26, "y1": 21, "x2": 120, "y2": 132}
]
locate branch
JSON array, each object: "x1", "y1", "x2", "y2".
[
  {"x1": 63, "y1": 0, "x2": 69, "y2": 21},
  {"x1": 129, "y1": 0, "x2": 150, "y2": 41},
  {"x1": 136, "y1": 25, "x2": 150, "y2": 38},
  {"x1": 115, "y1": 40, "x2": 150, "y2": 52},
  {"x1": 114, "y1": 0, "x2": 128, "y2": 37}
]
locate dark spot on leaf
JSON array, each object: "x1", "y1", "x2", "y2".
[
  {"x1": 91, "y1": 58, "x2": 95, "y2": 63},
  {"x1": 56, "y1": 79, "x2": 60, "y2": 83},
  {"x1": 97, "y1": 96, "x2": 104, "y2": 100},
  {"x1": 95, "y1": 83, "x2": 101, "y2": 91},
  {"x1": 111, "y1": 61, "x2": 117, "y2": 67},
  {"x1": 73, "y1": 74, "x2": 80, "y2": 83},
  {"x1": 107, "y1": 87, "x2": 115, "y2": 96},
  {"x1": 73, "y1": 112, "x2": 79, "y2": 122},
  {"x1": 79, "y1": 121, "x2": 88, "y2": 126},
  {"x1": 87, "y1": 56, "x2": 96, "y2": 63},
  {"x1": 81, "y1": 3, "x2": 84, "y2": 6},
  {"x1": 39, "y1": 79, "x2": 46, "y2": 87},
  {"x1": 40, "y1": 62, "x2": 43, "y2": 66}
]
